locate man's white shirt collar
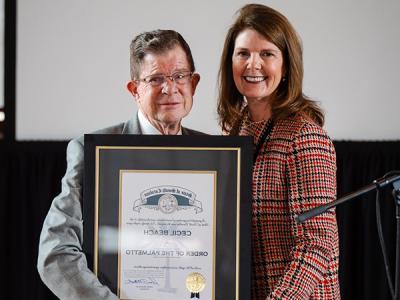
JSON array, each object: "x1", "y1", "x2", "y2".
[{"x1": 137, "y1": 109, "x2": 182, "y2": 135}]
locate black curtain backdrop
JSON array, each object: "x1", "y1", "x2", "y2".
[
  {"x1": 0, "y1": 141, "x2": 399, "y2": 299},
  {"x1": 335, "y1": 141, "x2": 400, "y2": 300}
]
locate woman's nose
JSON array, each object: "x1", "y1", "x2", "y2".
[{"x1": 247, "y1": 54, "x2": 262, "y2": 70}]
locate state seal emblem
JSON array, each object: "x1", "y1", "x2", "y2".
[{"x1": 158, "y1": 193, "x2": 178, "y2": 214}]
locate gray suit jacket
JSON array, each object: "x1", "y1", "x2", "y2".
[{"x1": 37, "y1": 115, "x2": 204, "y2": 300}]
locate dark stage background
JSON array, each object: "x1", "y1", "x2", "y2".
[{"x1": 0, "y1": 140, "x2": 399, "y2": 299}]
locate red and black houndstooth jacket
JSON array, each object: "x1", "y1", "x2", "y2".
[{"x1": 238, "y1": 112, "x2": 340, "y2": 300}]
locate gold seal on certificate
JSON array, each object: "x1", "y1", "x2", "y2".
[{"x1": 186, "y1": 272, "x2": 205, "y2": 298}]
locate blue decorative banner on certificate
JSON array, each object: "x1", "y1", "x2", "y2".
[
  {"x1": 118, "y1": 170, "x2": 216, "y2": 300},
  {"x1": 133, "y1": 185, "x2": 203, "y2": 214}
]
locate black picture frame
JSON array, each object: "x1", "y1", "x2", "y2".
[{"x1": 83, "y1": 134, "x2": 252, "y2": 300}]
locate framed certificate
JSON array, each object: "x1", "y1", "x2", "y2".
[{"x1": 83, "y1": 135, "x2": 252, "y2": 300}]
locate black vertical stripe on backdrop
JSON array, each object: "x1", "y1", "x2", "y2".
[
  {"x1": 4, "y1": 0, "x2": 16, "y2": 142},
  {"x1": 0, "y1": 140, "x2": 399, "y2": 299}
]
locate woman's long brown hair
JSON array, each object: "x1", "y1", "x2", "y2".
[{"x1": 217, "y1": 4, "x2": 324, "y2": 133}]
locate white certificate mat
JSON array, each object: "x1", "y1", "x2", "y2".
[{"x1": 119, "y1": 170, "x2": 216, "y2": 300}]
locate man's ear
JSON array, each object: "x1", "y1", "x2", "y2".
[
  {"x1": 191, "y1": 73, "x2": 200, "y2": 95},
  {"x1": 126, "y1": 81, "x2": 139, "y2": 99}
]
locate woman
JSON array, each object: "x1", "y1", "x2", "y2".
[{"x1": 218, "y1": 4, "x2": 340, "y2": 299}]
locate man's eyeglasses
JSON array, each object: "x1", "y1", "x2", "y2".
[{"x1": 136, "y1": 71, "x2": 193, "y2": 87}]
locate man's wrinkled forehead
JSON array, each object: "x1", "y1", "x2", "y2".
[{"x1": 137, "y1": 46, "x2": 191, "y2": 75}]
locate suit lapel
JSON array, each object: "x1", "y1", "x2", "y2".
[
  {"x1": 122, "y1": 113, "x2": 142, "y2": 134},
  {"x1": 182, "y1": 127, "x2": 190, "y2": 135}
]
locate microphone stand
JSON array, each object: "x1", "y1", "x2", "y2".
[{"x1": 295, "y1": 173, "x2": 400, "y2": 300}]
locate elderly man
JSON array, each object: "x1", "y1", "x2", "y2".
[{"x1": 37, "y1": 30, "x2": 204, "y2": 300}]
